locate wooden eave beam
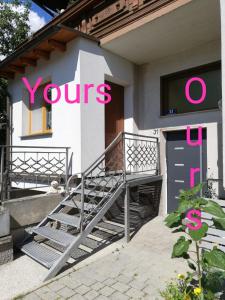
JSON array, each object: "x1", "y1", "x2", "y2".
[
  {"x1": 33, "y1": 49, "x2": 50, "y2": 60},
  {"x1": 48, "y1": 39, "x2": 67, "y2": 52},
  {"x1": 20, "y1": 57, "x2": 37, "y2": 67},
  {"x1": 9, "y1": 64, "x2": 25, "y2": 74},
  {"x1": 0, "y1": 71, "x2": 15, "y2": 79}
]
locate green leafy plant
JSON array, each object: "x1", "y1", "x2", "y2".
[
  {"x1": 0, "y1": 0, "x2": 30, "y2": 57},
  {"x1": 0, "y1": 0, "x2": 31, "y2": 148},
  {"x1": 161, "y1": 184, "x2": 225, "y2": 299},
  {"x1": 160, "y1": 273, "x2": 210, "y2": 300}
]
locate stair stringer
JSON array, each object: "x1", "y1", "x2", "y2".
[
  {"x1": 35, "y1": 183, "x2": 82, "y2": 230},
  {"x1": 44, "y1": 182, "x2": 125, "y2": 281}
]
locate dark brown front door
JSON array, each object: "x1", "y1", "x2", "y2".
[{"x1": 105, "y1": 81, "x2": 124, "y2": 170}]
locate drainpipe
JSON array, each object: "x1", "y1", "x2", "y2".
[
  {"x1": 6, "y1": 95, "x2": 12, "y2": 147},
  {"x1": 220, "y1": 0, "x2": 225, "y2": 189},
  {"x1": 4, "y1": 95, "x2": 12, "y2": 200}
]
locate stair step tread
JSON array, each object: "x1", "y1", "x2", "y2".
[
  {"x1": 97, "y1": 222, "x2": 124, "y2": 233},
  {"x1": 63, "y1": 200, "x2": 97, "y2": 211},
  {"x1": 85, "y1": 179, "x2": 115, "y2": 189},
  {"x1": 122, "y1": 204, "x2": 147, "y2": 212},
  {"x1": 49, "y1": 213, "x2": 80, "y2": 228},
  {"x1": 33, "y1": 226, "x2": 77, "y2": 247},
  {"x1": 21, "y1": 241, "x2": 60, "y2": 269},
  {"x1": 81, "y1": 237, "x2": 100, "y2": 249},
  {"x1": 75, "y1": 189, "x2": 110, "y2": 198}
]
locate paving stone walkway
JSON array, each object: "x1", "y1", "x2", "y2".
[{"x1": 14, "y1": 217, "x2": 188, "y2": 300}]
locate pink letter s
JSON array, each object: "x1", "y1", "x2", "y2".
[
  {"x1": 186, "y1": 209, "x2": 202, "y2": 230},
  {"x1": 96, "y1": 84, "x2": 112, "y2": 104}
]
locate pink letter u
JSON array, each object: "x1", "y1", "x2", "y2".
[{"x1": 186, "y1": 126, "x2": 202, "y2": 147}]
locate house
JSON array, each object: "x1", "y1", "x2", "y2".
[{"x1": 0, "y1": 0, "x2": 224, "y2": 279}]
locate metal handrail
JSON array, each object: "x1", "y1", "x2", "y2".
[
  {"x1": 78, "y1": 131, "x2": 160, "y2": 230},
  {"x1": 1, "y1": 145, "x2": 70, "y2": 149},
  {"x1": 66, "y1": 172, "x2": 82, "y2": 191},
  {"x1": 82, "y1": 132, "x2": 158, "y2": 176},
  {"x1": 83, "y1": 132, "x2": 123, "y2": 176},
  {"x1": 124, "y1": 132, "x2": 158, "y2": 141}
]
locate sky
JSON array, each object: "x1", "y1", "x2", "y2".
[
  {"x1": 29, "y1": 2, "x2": 53, "y2": 32},
  {"x1": 2, "y1": 1, "x2": 53, "y2": 34},
  {"x1": 31, "y1": 1, "x2": 53, "y2": 24}
]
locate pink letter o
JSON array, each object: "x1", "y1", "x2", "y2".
[
  {"x1": 44, "y1": 84, "x2": 61, "y2": 104},
  {"x1": 185, "y1": 77, "x2": 206, "y2": 105}
]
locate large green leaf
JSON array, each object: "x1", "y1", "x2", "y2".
[
  {"x1": 213, "y1": 218, "x2": 225, "y2": 230},
  {"x1": 202, "y1": 200, "x2": 225, "y2": 218},
  {"x1": 195, "y1": 198, "x2": 208, "y2": 206},
  {"x1": 202, "y1": 270, "x2": 225, "y2": 294},
  {"x1": 187, "y1": 260, "x2": 196, "y2": 271},
  {"x1": 188, "y1": 222, "x2": 208, "y2": 241},
  {"x1": 179, "y1": 184, "x2": 203, "y2": 202},
  {"x1": 203, "y1": 248, "x2": 225, "y2": 270},
  {"x1": 172, "y1": 236, "x2": 191, "y2": 258},
  {"x1": 164, "y1": 212, "x2": 181, "y2": 228},
  {"x1": 177, "y1": 200, "x2": 193, "y2": 213}
]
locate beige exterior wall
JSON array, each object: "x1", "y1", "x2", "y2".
[{"x1": 136, "y1": 39, "x2": 222, "y2": 214}]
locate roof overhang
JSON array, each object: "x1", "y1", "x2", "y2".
[
  {"x1": 101, "y1": 0, "x2": 221, "y2": 65},
  {"x1": 0, "y1": 25, "x2": 99, "y2": 79}
]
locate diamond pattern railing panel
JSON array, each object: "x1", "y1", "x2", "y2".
[
  {"x1": 125, "y1": 137, "x2": 158, "y2": 174},
  {"x1": 0, "y1": 146, "x2": 70, "y2": 199}
]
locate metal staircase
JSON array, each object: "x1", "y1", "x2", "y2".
[{"x1": 20, "y1": 132, "x2": 160, "y2": 281}]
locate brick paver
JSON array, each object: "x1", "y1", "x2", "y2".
[
  {"x1": 91, "y1": 282, "x2": 104, "y2": 291},
  {"x1": 48, "y1": 281, "x2": 65, "y2": 292},
  {"x1": 110, "y1": 291, "x2": 130, "y2": 300},
  {"x1": 57, "y1": 286, "x2": 75, "y2": 298},
  {"x1": 112, "y1": 282, "x2": 130, "y2": 293},
  {"x1": 84, "y1": 290, "x2": 99, "y2": 300},
  {"x1": 126, "y1": 287, "x2": 146, "y2": 298},
  {"x1": 100, "y1": 286, "x2": 115, "y2": 297},
  {"x1": 75, "y1": 284, "x2": 91, "y2": 296}
]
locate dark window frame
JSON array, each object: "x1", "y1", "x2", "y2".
[{"x1": 160, "y1": 61, "x2": 221, "y2": 116}]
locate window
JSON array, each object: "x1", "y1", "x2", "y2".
[
  {"x1": 28, "y1": 82, "x2": 52, "y2": 135},
  {"x1": 161, "y1": 61, "x2": 221, "y2": 116}
]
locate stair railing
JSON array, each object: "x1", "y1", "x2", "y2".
[
  {"x1": 80, "y1": 132, "x2": 124, "y2": 231},
  {"x1": 78, "y1": 132, "x2": 159, "y2": 231},
  {"x1": 44, "y1": 132, "x2": 159, "y2": 281}
]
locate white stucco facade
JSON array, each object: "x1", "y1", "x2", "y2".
[
  {"x1": 8, "y1": 36, "x2": 136, "y2": 175},
  {"x1": 8, "y1": 38, "x2": 82, "y2": 174}
]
